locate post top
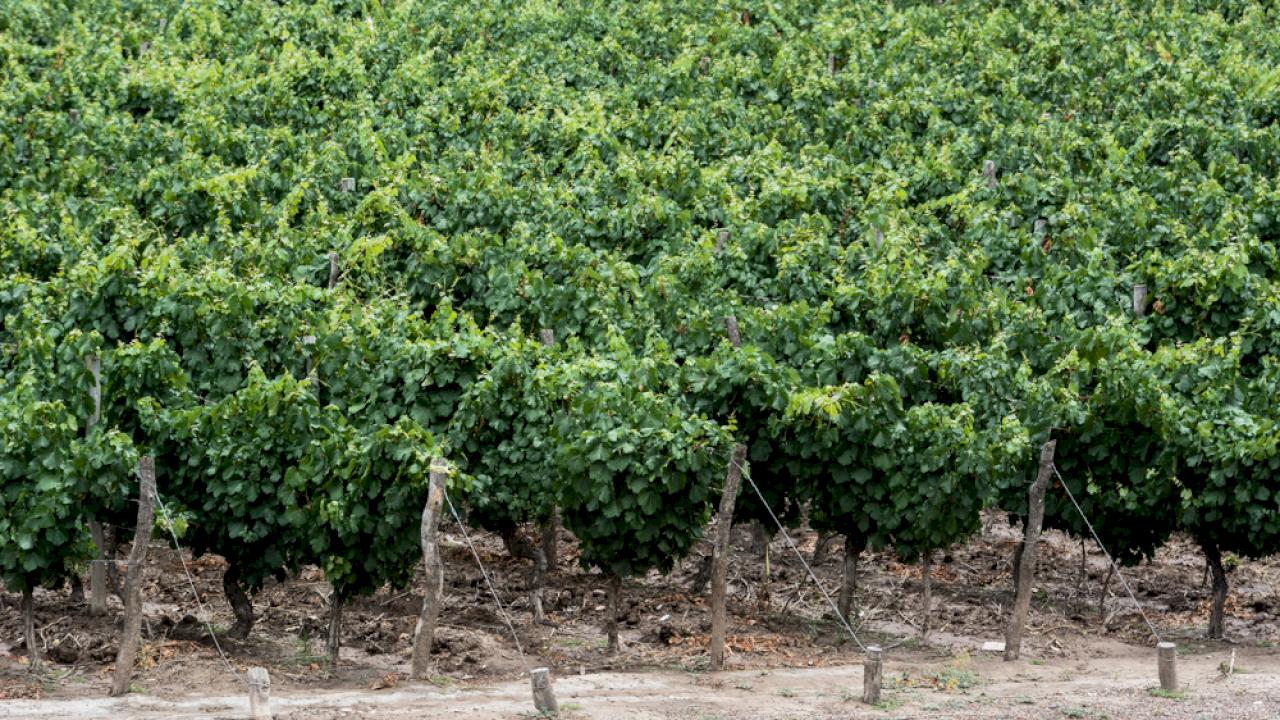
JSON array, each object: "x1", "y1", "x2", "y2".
[
  {"x1": 1157, "y1": 641, "x2": 1177, "y2": 649},
  {"x1": 867, "y1": 645, "x2": 883, "y2": 653}
]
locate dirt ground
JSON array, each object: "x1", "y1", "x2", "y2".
[{"x1": 2, "y1": 514, "x2": 1279, "y2": 718}]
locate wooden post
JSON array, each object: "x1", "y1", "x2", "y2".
[
  {"x1": 247, "y1": 667, "x2": 271, "y2": 720},
  {"x1": 827, "y1": 53, "x2": 837, "y2": 74},
  {"x1": 605, "y1": 574, "x2": 622, "y2": 656},
  {"x1": 838, "y1": 535, "x2": 864, "y2": 622},
  {"x1": 340, "y1": 177, "x2": 355, "y2": 193},
  {"x1": 724, "y1": 315, "x2": 742, "y2": 348},
  {"x1": 715, "y1": 229, "x2": 730, "y2": 253},
  {"x1": 862, "y1": 645, "x2": 883, "y2": 704},
  {"x1": 1157, "y1": 642, "x2": 1178, "y2": 692},
  {"x1": 411, "y1": 459, "x2": 448, "y2": 679},
  {"x1": 111, "y1": 456, "x2": 156, "y2": 696},
  {"x1": 530, "y1": 667, "x2": 559, "y2": 714},
  {"x1": 1132, "y1": 284, "x2": 1148, "y2": 317},
  {"x1": 709, "y1": 443, "x2": 749, "y2": 671},
  {"x1": 85, "y1": 355, "x2": 109, "y2": 616},
  {"x1": 21, "y1": 588, "x2": 38, "y2": 672},
  {"x1": 1004, "y1": 439, "x2": 1056, "y2": 661},
  {"x1": 327, "y1": 252, "x2": 339, "y2": 289},
  {"x1": 326, "y1": 595, "x2": 342, "y2": 668},
  {"x1": 983, "y1": 160, "x2": 998, "y2": 189},
  {"x1": 873, "y1": 229, "x2": 884, "y2": 249},
  {"x1": 1034, "y1": 218, "x2": 1047, "y2": 239},
  {"x1": 921, "y1": 551, "x2": 932, "y2": 643},
  {"x1": 89, "y1": 530, "x2": 108, "y2": 616},
  {"x1": 538, "y1": 328, "x2": 559, "y2": 574}
]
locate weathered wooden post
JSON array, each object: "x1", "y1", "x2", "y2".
[
  {"x1": 247, "y1": 667, "x2": 272, "y2": 720},
  {"x1": 340, "y1": 177, "x2": 355, "y2": 193},
  {"x1": 862, "y1": 645, "x2": 883, "y2": 704},
  {"x1": 530, "y1": 667, "x2": 559, "y2": 714},
  {"x1": 85, "y1": 355, "x2": 109, "y2": 616},
  {"x1": 411, "y1": 459, "x2": 448, "y2": 679},
  {"x1": 920, "y1": 551, "x2": 932, "y2": 643},
  {"x1": 1132, "y1": 284, "x2": 1149, "y2": 317},
  {"x1": 328, "y1": 251, "x2": 340, "y2": 289},
  {"x1": 1004, "y1": 439, "x2": 1056, "y2": 661},
  {"x1": 1157, "y1": 642, "x2": 1178, "y2": 692},
  {"x1": 709, "y1": 443, "x2": 749, "y2": 671},
  {"x1": 111, "y1": 456, "x2": 156, "y2": 696},
  {"x1": 21, "y1": 588, "x2": 38, "y2": 672},
  {"x1": 605, "y1": 574, "x2": 622, "y2": 655},
  {"x1": 326, "y1": 594, "x2": 342, "y2": 668},
  {"x1": 538, "y1": 328, "x2": 559, "y2": 578},
  {"x1": 715, "y1": 229, "x2": 730, "y2": 253},
  {"x1": 724, "y1": 315, "x2": 742, "y2": 347},
  {"x1": 983, "y1": 160, "x2": 998, "y2": 189}
]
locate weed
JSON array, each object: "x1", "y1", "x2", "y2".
[
  {"x1": 1148, "y1": 687, "x2": 1188, "y2": 700},
  {"x1": 777, "y1": 687, "x2": 796, "y2": 698},
  {"x1": 1061, "y1": 706, "x2": 1088, "y2": 718}
]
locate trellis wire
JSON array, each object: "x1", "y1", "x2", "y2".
[
  {"x1": 728, "y1": 454, "x2": 869, "y2": 652},
  {"x1": 441, "y1": 488, "x2": 532, "y2": 671},
  {"x1": 153, "y1": 487, "x2": 248, "y2": 687},
  {"x1": 1052, "y1": 464, "x2": 1162, "y2": 643}
]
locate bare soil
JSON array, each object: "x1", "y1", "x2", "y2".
[{"x1": 3, "y1": 514, "x2": 1278, "y2": 718}]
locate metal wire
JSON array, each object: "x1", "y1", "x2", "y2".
[
  {"x1": 441, "y1": 488, "x2": 531, "y2": 671},
  {"x1": 1052, "y1": 464, "x2": 1162, "y2": 643},
  {"x1": 730, "y1": 454, "x2": 869, "y2": 652},
  {"x1": 153, "y1": 488, "x2": 248, "y2": 687}
]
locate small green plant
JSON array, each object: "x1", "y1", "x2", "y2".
[
  {"x1": 1148, "y1": 687, "x2": 1188, "y2": 700},
  {"x1": 1061, "y1": 706, "x2": 1088, "y2": 718},
  {"x1": 777, "y1": 687, "x2": 796, "y2": 698},
  {"x1": 734, "y1": 681, "x2": 753, "y2": 691},
  {"x1": 874, "y1": 696, "x2": 905, "y2": 711}
]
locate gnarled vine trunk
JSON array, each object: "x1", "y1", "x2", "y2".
[
  {"x1": 223, "y1": 563, "x2": 254, "y2": 639},
  {"x1": 1203, "y1": 541, "x2": 1229, "y2": 639},
  {"x1": 605, "y1": 574, "x2": 622, "y2": 656},
  {"x1": 838, "y1": 534, "x2": 866, "y2": 623}
]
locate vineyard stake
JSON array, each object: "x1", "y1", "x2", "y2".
[
  {"x1": 1132, "y1": 284, "x2": 1148, "y2": 317},
  {"x1": 85, "y1": 355, "x2": 109, "y2": 616},
  {"x1": 862, "y1": 645, "x2": 883, "y2": 704},
  {"x1": 411, "y1": 459, "x2": 448, "y2": 679},
  {"x1": 983, "y1": 160, "x2": 998, "y2": 189},
  {"x1": 1157, "y1": 642, "x2": 1178, "y2": 692},
  {"x1": 709, "y1": 443, "x2": 749, "y2": 671},
  {"x1": 21, "y1": 588, "x2": 38, "y2": 672},
  {"x1": 111, "y1": 456, "x2": 156, "y2": 696},
  {"x1": 530, "y1": 667, "x2": 559, "y2": 714},
  {"x1": 247, "y1": 667, "x2": 272, "y2": 720},
  {"x1": 340, "y1": 177, "x2": 355, "y2": 193},
  {"x1": 605, "y1": 573, "x2": 622, "y2": 655},
  {"x1": 715, "y1": 229, "x2": 730, "y2": 253},
  {"x1": 328, "y1": 251, "x2": 339, "y2": 289},
  {"x1": 724, "y1": 315, "x2": 742, "y2": 347},
  {"x1": 1004, "y1": 440, "x2": 1056, "y2": 661},
  {"x1": 326, "y1": 595, "x2": 342, "y2": 668},
  {"x1": 920, "y1": 551, "x2": 932, "y2": 643},
  {"x1": 538, "y1": 328, "x2": 559, "y2": 578}
]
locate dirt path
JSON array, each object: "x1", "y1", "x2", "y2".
[{"x1": 5, "y1": 645, "x2": 1278, "y2": 719}]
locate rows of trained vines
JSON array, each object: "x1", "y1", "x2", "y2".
[{"x1": 3, "y1": 0, "x2": 1279, "y2": 656}]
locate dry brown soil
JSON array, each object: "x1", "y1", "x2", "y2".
[{"x1": 2, "y1": 515, "x2": 1278, "y2": 718}]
